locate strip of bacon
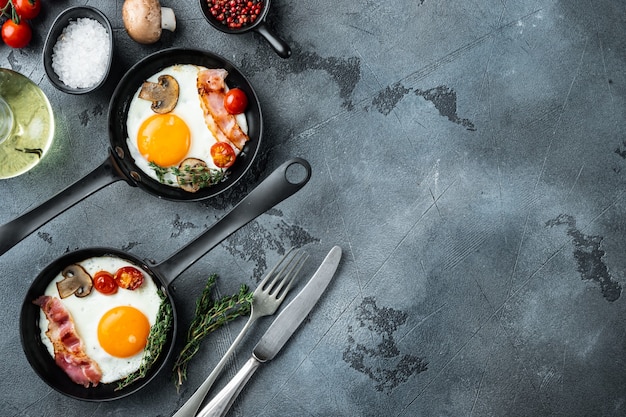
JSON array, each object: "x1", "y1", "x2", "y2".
[
  {"x1": 34, "y1": 295, "x2": 102, "y2": 388},
  {"x1": 197, "y1": 69, "x2": 249, "y2": 150}
]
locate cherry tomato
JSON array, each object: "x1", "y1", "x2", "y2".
[
  {"x1": 114, "y1": 266, "x2": 144, "y2": 290},
  {"x1": 0, "y1": 0, "x2": 10, "y2": 9},
  {"x1": 223, "y1": 88, "x2": 248, "y2": 114},
  {"x1": 93, "y1": 271, "x2": 118, "y2": 295},
  {"x1": 13, "y1": 0, "x2": 41, "y2": 20},
  {"x1": 1, "y1": 19, "x2": 32, "y2": 49},
  {"x1": 210, "y1": 142, "x2": 236, "y2": 168}
]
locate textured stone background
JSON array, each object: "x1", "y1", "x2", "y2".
[{"x1": 1, "y1": 0, "x2": 626, "y2": 416}]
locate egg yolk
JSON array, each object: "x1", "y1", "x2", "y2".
[
  {"x1": 137, "y1": 113, "x2": 191, "y2": 166},
  {"x1": 97, "y1": 306, "x2": 151, "y2": 358}
]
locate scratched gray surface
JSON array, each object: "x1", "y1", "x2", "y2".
[{"x1": 1, "y1": 0, "x2": 626, "y2": 416}]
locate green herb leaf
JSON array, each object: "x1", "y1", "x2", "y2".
[
  {"x1": 173, "y1": 274, "x2": 253, "y2": 390},
  {"x1": 148, "y1": 162, "x2": 227, "y2": 189}
]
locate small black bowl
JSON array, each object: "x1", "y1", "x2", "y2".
[
  {"x1": 199, "y1": 0, "x2": 291, "y2": 58},
  {"x1": 43, "y1": 6, "x2": 114, "y2": 94}
]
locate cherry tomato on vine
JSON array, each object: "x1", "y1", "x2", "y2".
[
  {"x1": 1, "y1": 19, "x2": 31, "y2": 48},
  {"x1": 223, "y1": 88, "x2": 248, "y2": 114},
  {"x1": 93, "y1": 271, "x2": 118, "y2": 295},
  {"x1": 13, "y1": 0, "x2": 41, "y2": 20},
  {"x1": 114, "y1": 266, "x2": 144, "y2": 290},
  {"x1": 0, "y1": 0, "x2": 10, "y2": 9},
  {"x1": 210, "y1": 142, "x2": 236, "y2": 168}
]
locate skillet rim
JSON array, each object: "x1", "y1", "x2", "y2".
[
  {"x1": 19, "y1": 247, "x2": 178, "y2": 401},
  {"x1": 107, "y1": 47, "x2": 263, "y2": 202}
]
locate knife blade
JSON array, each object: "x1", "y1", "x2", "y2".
[{"x1": 195, "y1": 245, "x2": 342, "y2": 417}]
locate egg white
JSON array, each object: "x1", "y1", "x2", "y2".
[
  {"x1": 38, "y1": 256, "x2": 162, "y2": 384},
  {"x1": 125, "y1": 64, "x2": 248, "y2": 187}
]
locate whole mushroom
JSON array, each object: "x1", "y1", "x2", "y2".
[{"x1": 122, "y1": 0, "x2": 176, "y2": 44}]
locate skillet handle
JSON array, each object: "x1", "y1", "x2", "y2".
[
  {"x1": 0, "y1": 153, "x2": 127, "y2": 257},
  {"x1": 255, "y1": 22, "x2": 291, "y2": 58},
  {"x1": 154, "y1": 157, "x2": 311, "y2": 281}
]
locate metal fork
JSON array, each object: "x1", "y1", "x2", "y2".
[{"x1": 173, "y1": 248, "x2": 309, "y2": 417}]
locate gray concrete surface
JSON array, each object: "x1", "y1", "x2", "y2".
[{"x1": 1, "y1": 0, "x2": 626, "y2": 416}]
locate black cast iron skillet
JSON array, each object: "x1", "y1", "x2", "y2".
[
  {"x1": 20, "y1": 157, "x2": 311, "y2": 401},
  {"x1": 0, "y1": 48, "x2": 262, "y2": 257},
  {"x1": 199, "y1": 0, "x2": 291, "y2": 58}
]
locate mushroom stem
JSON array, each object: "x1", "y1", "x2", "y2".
[{"x1": 161, "y1": 7, "x2": 176, "y2": 32}]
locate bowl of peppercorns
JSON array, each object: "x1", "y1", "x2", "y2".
[{"x1": 199, "y1": 0, "x2": 290, "y2": 58}]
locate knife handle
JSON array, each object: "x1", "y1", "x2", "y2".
[{"x1": 195, "y1": 356, "x2": 262, "y2": 417}]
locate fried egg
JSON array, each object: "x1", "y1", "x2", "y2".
[
  {"x1": 38, "y1": 256, "x2": 161, "y2": 384},
  {"x1": 125, "y1": 64, "x2": 248, "y2": 187}
]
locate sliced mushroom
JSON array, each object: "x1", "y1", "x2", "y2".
[
  {"x1": 56, "y1": 264, "x2": 93, "y2": 299},
  {"x1": 122, "y1": 0, "x2": 176, "y2": 44},
  {"x1": 177, "y1": 158, "x2": 208, "y2": 193},
  {"x1": 138, "y1": 74, "x2": 180, "y2": 114}
]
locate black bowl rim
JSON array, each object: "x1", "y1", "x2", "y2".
[{"x1": 43, "y1": 6, "x2": 114, "y2": 95}]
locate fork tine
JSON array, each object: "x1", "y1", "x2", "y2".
[
  {"x1": 265, "y1": 249, "x2": 303, "y2": 291},
  {"x1": 271, "y1": 251, "x2": 308, "y2": 299},
  {"x1": 257, "y1": 248, "x2": 296, "y2": 292}
]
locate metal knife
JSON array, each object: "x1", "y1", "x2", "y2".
[{"x1": 195, "y1": 245, "x2": 342, "y2": 417}]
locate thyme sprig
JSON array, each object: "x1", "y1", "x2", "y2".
[
  {"x1": 149, "y1": 162, "x2": 227, "y2": 188},
  {"x1": 116, "y1": 289, "x2": 174, "y2": 391},
  {"x1": 173, "y1": 274, "x2": 253, "y2": 389}
]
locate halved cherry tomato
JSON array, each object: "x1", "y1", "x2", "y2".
[
  {"x1": 210, "y1": 142, "x2": 236, "y2": 168},
  {"x1": 13, "y1": 0, "x2": 41, "y2": 20},
  {"x1": 114, "y1": 266, "x2": 144, "y2": 290},
  {"x1": 223, "y1": 88, "x2": 248, "y2": 114},
  {"x1": 1, "y1": 19, "x2": 31, "y2": 49},
  {"x1": 93, "y1": 271, "x2": 118, "y2": 295}
]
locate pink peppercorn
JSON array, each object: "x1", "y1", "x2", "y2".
[{"x1": 207, "y1": 0, "x2": 264, "y2": 29}]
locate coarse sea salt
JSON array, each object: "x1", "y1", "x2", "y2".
[{"x1": 51, "y1": 18, "x2": 110, "y2": 89}]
